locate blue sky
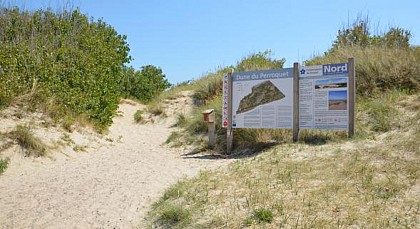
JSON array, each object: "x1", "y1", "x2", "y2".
[
  {"x1": 329, "y1": 90, "x2": 347, "y2": 101},
  {"x1": 316, "y1": 77, "x2": 348, "y2": 85},
  {"x1": 5, "y1": 0, "x2": 420, "y2": 84}
]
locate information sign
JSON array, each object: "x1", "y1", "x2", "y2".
[
  {"x1": 299, "y1": 63, "x2": 349, "y2": 130},
  {"x1": 231, "y1": 68, "x2": 294, "y2": 129}
]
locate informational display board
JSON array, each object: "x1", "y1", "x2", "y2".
[
  {"x1": 231, "y1": 68, "x2": 294, "y2": 129},
  {"x1": 299, "y1": 63, "x2": 349, "y2": 130}
]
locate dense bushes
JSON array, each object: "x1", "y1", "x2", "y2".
[
  {"x1": 120, "y1": 65, "x2": 171, "y2": 103},
  {"x1": 0, "y1": 7, "x2": 131, "y2": 127}
]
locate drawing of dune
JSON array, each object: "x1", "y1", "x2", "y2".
[{"x1": 236, "y1": 80, "x2": 285, "y2": 114}]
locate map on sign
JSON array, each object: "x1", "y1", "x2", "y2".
[
  {"x1": 231, "y1": 68, "x2": 294, "y2": 129},
  {"x1": 236, "y1": 80, "x2": 286, "y2": 114}
]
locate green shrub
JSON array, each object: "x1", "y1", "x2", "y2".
[
  {"x1": 120, "y1": 65, "x2": 171, "y2": 103},
  {"x1": 0, "y1": 157, "x2": 9, "y2": 174},
  {"x1": 133, "y1": 110, "x2": 144, "y2": 123},
  {"x1": 0, "y1": 7, "x2": 131, "y2": 127},
  {"x1": 236, "y1": 50, "x2": 285, "y2": 72},
  {"x1": 62, "y1": 116, "x2": 75, "y2": 132},
  {"x1": 244, "y1": 208, "x2": 274, "y2": 225}
]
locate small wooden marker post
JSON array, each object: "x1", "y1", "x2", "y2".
[{"x1": 202, "y1": 109, "x2": 216, "y2": 149}]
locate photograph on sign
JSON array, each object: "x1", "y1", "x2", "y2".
[
  {"x1": 231, "y1": 68, "x2": 294, "y2": 129},
  {"x1": 328, "y1": 90, "x2": 347, "y2": 110},
  {"x1": 315, "y1": 78, "x2": 347, "y2": 89}
]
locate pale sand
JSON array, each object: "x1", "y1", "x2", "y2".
[{"x1": 0, "y1": 95, "x2": 230, "y2": 228}]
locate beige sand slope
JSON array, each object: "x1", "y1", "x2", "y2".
[{"x1": 0, "y1": 94, "x2": 229, "y2": 228}]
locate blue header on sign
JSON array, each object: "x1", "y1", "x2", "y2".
[
  {"x1": 323, "y1": 63, "x2": 348, "y2": 75},
  {"x1": 232, "y1": 68, "x2": 293, "y2": 81}
]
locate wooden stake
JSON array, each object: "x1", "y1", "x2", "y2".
[
  {"x1": 348, "y1": 57, "x2": 356, "y2": 137},
  {"x1": 293, "y1": 63, "x2": 300, "y2": 142},
  {"x1": 227, "y1": 69, "x2": 234, "y2": 154}
]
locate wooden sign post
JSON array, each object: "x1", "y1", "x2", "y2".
[
  {"x1": 348, "y1": 57, "x2": 356, "y2": 137},
  {"x1": 293, "y1": 62, "x2": 300, "y2": 142},
  {"x1": 226, "y1": 69, "x2": 234, "y2": 154}
]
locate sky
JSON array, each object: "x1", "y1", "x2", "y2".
[
  {"x1": 316, "y1": 78, "x2": 348, "y2": 85},
  {"x1": 329, "y1": 90, "x2": 347, "y2": 101},
  {"x1": 4, "y1": 0, "x2": 420, "y2": 84}
]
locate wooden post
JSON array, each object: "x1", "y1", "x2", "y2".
[
  {"x1": 208, "y1": 120, "x2": 216, "y2": 148},
  {"x1": 348, "y1": 57, "x2": 356, "y2": 137},
  {"x1": 293, "y1": 63, "x2": 300, "y2": 142},
  {"x1": 202, "y1": 109, "x2": 216, "y2": 149},
  {"x1": 226, "y1": 69, "x2": 234, "y2": 154}
]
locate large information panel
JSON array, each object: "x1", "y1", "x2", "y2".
[
  {"x1": 231, "y1": 68, "x2": 294, "y2": 129},
  {"x1": 299, "y1": 63, "x2": 349, "y2": 130}
]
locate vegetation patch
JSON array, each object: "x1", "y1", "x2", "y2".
[
  {"x1": 147, "y1": 17, "x2": 419, "y2": 228},
  {"x1": 0, "y1": 157, "x2": 9, "y2": 174},
  {"x1": 244, "y1": 208, "x2": 274, "y2": 226},
  {"x1": 147, "y1": 112, "x2": 420, "y2": 227},
  {"x1": 133, "y1": 110, "x2": 145, "y2": 124},
  {"x1": 9, "y1": 125, "x2": 47, "y2": 157},
  {"x1": 146, "y1": 102, "x2": 167, "y2": 117}
]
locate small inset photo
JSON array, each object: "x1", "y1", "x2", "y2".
[
  {"x1": 315, "y1": 77, "x2": 347, "y2": 89},
  {"x1": 328, "y1": 90, "x2": 347, "y2": 110}
]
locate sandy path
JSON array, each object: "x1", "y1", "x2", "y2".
[{"x1": 0, "y1": 100, "x2": 229, "y2": 228}]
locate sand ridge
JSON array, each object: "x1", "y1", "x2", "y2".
[{"x1": 0, "y1": 94, "x2": 229, "y2": 228}]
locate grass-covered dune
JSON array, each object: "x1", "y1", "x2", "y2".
[{"x1": 146, "y1": 18, "x2": 420, "y2": 228}]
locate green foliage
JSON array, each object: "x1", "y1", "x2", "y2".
[
  {"x1": 0, "y1": 157, "x2": 9, "y2": 174},
  {"x1": 62, "y1": 116, "x2": 75, "y2": 132},
  {"x1": 315, "y1": 17, "x2": 419, "y2": 96},
  {"x1": 0, "y1": 7, "x2": 131, "y2": 127},
  {"x1": 245, "y1": 208, "x2": 274, "y2": 225},
  {"x1": 120, "y1": 65, "x2": 171, "y2": 103},
  {"x1": 357, "y1": 92, "x2": 402, "y2": 133},
  {"x1": 133, "y1": 110, "x2": 144, "y2": 123},
  {"x1": 175, "y1": 113, "x2": 187, "y2": 127},
  {"x1": 331, "y1": 16, "x2": 411, "y2": 50},
  {"x1": 236, "y1": 50, "x2": 285, "y2": 72},
  {"x1": 192, "y1": 73, "x2": 224, "y2": 105},
  {"x1": 9, "y1": 125, "x2": 47, "y2": 157}
]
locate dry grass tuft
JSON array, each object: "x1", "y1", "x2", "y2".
[{"x1": 9, "y1": 125, "x2": 47, "y2": 157}]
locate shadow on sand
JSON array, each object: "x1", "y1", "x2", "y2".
[{"x1": 181, "y1": 142, "x2": 279, "y2": 160}]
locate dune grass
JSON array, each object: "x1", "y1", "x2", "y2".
[
  {"x1": 0, "y1": 157, "x2": 9, "y2": 174},
  {"x1": 146, "y1": 91, "x2": 419, "y2": 228},
  {"x1": 9, "y1": 125, "x2": 47, "y2": 157}
]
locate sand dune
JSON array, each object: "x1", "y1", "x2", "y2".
[{"x1": 0, "y1": 93, "x2": 229, "y2": 228}]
